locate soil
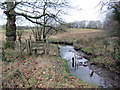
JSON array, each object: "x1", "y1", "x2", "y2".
[{"x1": 89, "y1": 64, "x2": 120, "y2": 88}]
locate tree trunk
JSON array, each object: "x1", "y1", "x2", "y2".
[
  {"x1": 43, "y1": 27, "x2": 47, "y2": 54},
  {"x1": 43, "y1": 3, "x2": 47, "y2": 54},
  {"x1": 5, "y1": 1, "x2": 16, "y2": 49}
]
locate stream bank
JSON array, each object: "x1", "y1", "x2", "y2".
[
  {"x1": 2, "y1": 44, "x2": 97, "y2": 88},
  {"x1": 58, "y1": 45, "x2": 120, "y2": 88}
]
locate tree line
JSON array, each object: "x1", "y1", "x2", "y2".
[
  {"x1": 66, "y1": 20, "x2": 103, "y2": 29},
  {"x1": 1, "y1": 20, "x2": 103, "y2": 30}
]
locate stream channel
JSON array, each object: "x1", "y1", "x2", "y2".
[{"x1": 59, "y1": 45, "x2": 120, "y2": 88}]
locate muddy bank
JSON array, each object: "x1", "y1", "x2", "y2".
[
  {"x1": 89, "y1": 64, "x2": 120, "y2": 88},
  {"x1": 50, "y1": 41, "x2": 73, "y2": 45}
]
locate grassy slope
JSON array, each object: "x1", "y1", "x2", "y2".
[
  {"x1": 49, "y1": 28, "x2": 119, "y2": 73},
  {"x1": 2, "y1": 44, "x2": 97, "y2": 88}
]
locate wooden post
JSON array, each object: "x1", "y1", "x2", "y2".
[
  {"x1": 73, "y1": 52, "x2": 77, "y2": 70},
  {"x1": 28, "y1": 40, "x2": 30, "y2": 55},
  {"x1": 26, "y1": 40, "x2": 29, "y2": 55},
  {"x1": 18, "y1": 41, "x2": 22, "y2": 56},
  {"x1": 34, "y1": 48, "x2": 37, "y2": 55},
  {"x1": 29, "y1": 35, "x2": 32, "y2": 55},
  {"x1": 90, "y1": 71, "x2": 94, "y2": 77},
  {"x1": 72, "y1": 57, "x2": 74, "y2": 67},
  {"x1": 74, "y1": 54, "x2": 76, "y2": 70},
  {"x1": 27, "y1": 39, "x2": 32, "y2": 55}
]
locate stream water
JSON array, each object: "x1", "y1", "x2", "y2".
[{"x1": 59, "y1": 45, "x2": 120, "y2": 88}]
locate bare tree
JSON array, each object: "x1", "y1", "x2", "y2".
[
  {"x1": 1, "y1": 0, "x2": 70, "y2": 50},
  {"x1": 2, "y1": 0, "x2": 19, "y2": 49}
]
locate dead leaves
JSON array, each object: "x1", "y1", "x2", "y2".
[{"x1": 2, "y1": 54, "x2": 97, "y2": 88}]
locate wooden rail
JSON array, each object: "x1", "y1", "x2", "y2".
[{"x1": 26, "y1": 40, "x2": 45, "y2": 55}]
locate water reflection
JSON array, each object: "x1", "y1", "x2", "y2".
[{"x1": 59, "y1": 45, "x2": 107, "y2": 88}]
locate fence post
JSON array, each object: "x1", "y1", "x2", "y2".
[
  {"x1": 34, "y1": 48, "x2": 37, "y2": 55},
  {"x1": 18, "y1": 41, "x2": 21, "y2": 55},
  {"x1": 26, "y1": 40, "x2": 28, "y2": 55},
  {"x1": 30, "y1": 36, "x2": 32, "y2": 55},
  {"x1": 26, "y1": 38, "x2": 32, "y2": 56},
  {"x1": 73, "y1": 51, "x2": 77, "y2": 70},
  {"x1": 72, "y1": 57, "x2": 74, "y2": 67},
  {"x1": 74, "y1": 54, "x2": 76, "y2": 70},
  {"x1": 29, "y1": 40, "x2": 32, "y2": 55}
]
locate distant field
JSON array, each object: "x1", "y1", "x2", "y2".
[
  {"x1": 50, "y1": 28, "x2": 104, "y2": 41},
  {"x1": 18, "y1": 29, "x2": 32, "y2": 32},
  {"x1": 66, "y1": 28, "x2": 100, "y2": 31},
  {"x1": 0, "y1": 28, "x2": 104, "y2": 42},
  {"x1": 0, "y1": 29, "x2": 32, "y2": 41}
]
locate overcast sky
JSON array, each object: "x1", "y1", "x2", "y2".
[
  {"x1": 0, "y1": 0, "x2": 106, "y2": 25},
  {"x1": 63, "y1": 0, "x2": 105, "y2": 22}
]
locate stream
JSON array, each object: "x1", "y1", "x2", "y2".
[{"x1": 59, "y1": 45, "x2": 120, "y2": 88}]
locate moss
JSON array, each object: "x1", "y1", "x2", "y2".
[
  {"x1": 91, "y1": 56, "x2": 102, "y2": 63},
  {"x1": 81, "y1": 47, "x2": 93, "y2": 54},
  {"x1": 4, "y1": 41, "x2": 15, "y2": 49},
  {"x1": 49, "y1": 39, "x2": 60, "y2": 42}
]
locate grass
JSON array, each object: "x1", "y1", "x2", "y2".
[
  {"x1": 81, "y1": 47, "x2": 93, "y2": 54},
  {"x1": 2, "y1": 43, "x2": 98, "y2": 88},
  {"x1": 66, "y1": 28, "x2": 98, "y2": 31}
]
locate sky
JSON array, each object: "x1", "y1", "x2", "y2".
[
  {"x1": 63, "y1": 0, "x2": 106, "y2": 23},
  {"x1": 0, "y1": 0, "x2": 106, "y2": 25}
]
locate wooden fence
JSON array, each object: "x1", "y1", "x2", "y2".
[{"x1": 16, "y1": 37, "x2": 46, "y2": 56}]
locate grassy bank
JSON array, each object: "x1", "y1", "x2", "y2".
[
  {"x1": 49, "y1": 28, "x2": 120, "y2": 74},
  {"x1": 2, "y1": 44, "x2": 97, "y2": 88}
]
